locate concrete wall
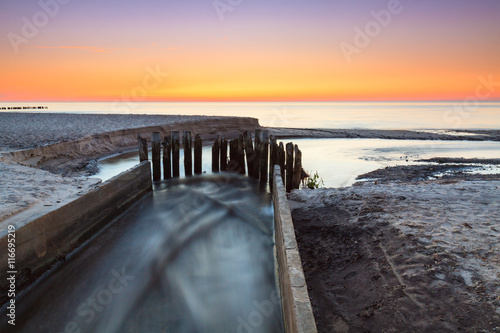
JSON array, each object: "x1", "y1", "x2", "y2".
[
  {"x1": 0, "y1": 161, "x2": 152, "y2": 305},
  {"x1": 273, "y1": 166, "x2": 317, "y2": 333}
]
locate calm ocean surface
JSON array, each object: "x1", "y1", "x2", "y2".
[{"x1": 1, "y1": 102, "x2": 500, "y2": 129}]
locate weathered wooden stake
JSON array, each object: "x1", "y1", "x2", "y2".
[
  {"x1": 278, "y1": 142, "x2": 285, "y2": 181},
  {"x1": 228, "y1": 139, "x2": 240, "y2": 173},
  {"x1": 183, "y1": 131, "x2": 192, "y2": 177},
  {"x1": 237, "y1": 134, "x2": 245, "y2": 175},
  {"x1": 259, "y1": 131, "x2": 269, "y2": 183},
  {"x1": 220, "y1": 138, "x2": 228, "y2": 172},
  {"x1": 194, "y1": 134, "x2": 202, "y2": 175},
  {"x1": 285, "y1": 142, "x2": 294, "y2": 192},
  {"x1": 212, "y1": 135, "x2": 220, "y2": 173},
  {"x1": 172, "y1": 131, "x2": 180, "y2": 178},
  {"x1": 254, "y1": 129, "x2": 261, "y2": 179},
  {"x1": 292, "y1": 145, "x2": 302, "y2": 190},
  {"x1": 151, "y1": 132, "x2": 161, "y2": 181},
  {"x1": 243, "y1": 131, "x2": 255, "y2": 177},
  {"x1": 269, "y1": 135, "x2": 277, "y2": 186},
  {"x1": 138, "y1": 134, "x2": 148, "y2": 162},
  {"x1": 162, "y1": 136, "x2": 171, "y2": 179}
]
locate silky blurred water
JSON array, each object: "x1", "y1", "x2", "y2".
[
  {"x1": 95, "y1": 139, "x2": 500, "y2": 188},
  {"x1": 0, "y1": 175, "x2": 283, "y2": 333},
  {"x1": 1, "y1": 101, "x2": 499, "y2": 129}
]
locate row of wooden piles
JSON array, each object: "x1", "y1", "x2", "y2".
[{"x1": 138, "y1": 129, "x2": 303, "y2": 192}]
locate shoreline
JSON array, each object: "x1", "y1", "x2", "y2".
[
  {"x1": 0, "y1": 112, "x2": 499, "y2": 331},
  {"x1": 0, "y1": 113, "x2": 260, "y2": 225},
  {"x1": 1, "y1": 112, "x2": 499, "y2": 224},
  {"x1": 1, "y1": 113, "x2": 499, "y2": 153},
  {"x1": 267, "y1": 127, "x2": 500, "y2": 141}
]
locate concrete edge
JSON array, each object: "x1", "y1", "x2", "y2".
[
  {"x1": 273, "y1": 165, "x2": 317, "y2": 333},
  {"x1": 0, "y1": 161, "x2": 152, "y2": 306}
]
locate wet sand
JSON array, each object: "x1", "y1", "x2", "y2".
[
  {"x1": 289, "y1": 179, "x2": 500, "y2": 332},
  {"x1": 268, "y1": 127, "x2": 500, "y2": 141}
]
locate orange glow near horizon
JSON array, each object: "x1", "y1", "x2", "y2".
[{"x1": 1, "y1": 1, "x2": 499, "y2": 103}]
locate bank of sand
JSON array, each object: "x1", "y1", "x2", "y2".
[
  {"x1": 1, "y1": 112, "x2": 500, "y2": 330},
  {"x1": 1, "y1": 112, "x2": 499, "y2": 226},
  {"x1": 0, "y1": 113, "x2": 260, "y2": 226},
  {"x1": 289, "y1": 179, "x2": 500, "y2": 332}
]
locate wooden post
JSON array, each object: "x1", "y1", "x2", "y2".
[
  {"x1": 228, "y1": 139, "x2": 240, "y2": 173},
  {"x1": 286, "y1": 142, "x2": 294, "y2": 192},
  {"x1": 243, "y1": 131, "x2": 255, "y2": 178},
  {"x1": 269, "y1": 135, "x2": 277, "y2": 186},
  {"x1": 151, "y1": 132, "x2": 161, "y2": 181},
  {"x1": 220, "y1": 138, "x2": 228, "y2": 172},
  {"x1": 138, "y1": 134, "x2": 148, "y2": 162},
  {"x1": 172, "y1": 131, "x2": 180, "y2": 178},
  {"x1": 162, "y1": 136, "x2": 171, "y2": 179},
  {"x1": 183, "y1": 131, "x2": 192, "y2": 177},
  {"x1": 237, "y1": 134, "x2": 245, "y2": 175},
  {"x1": 259, "y1": 131, "x2": 269, "y2": 183},
  {"x1": 212, "y1": 135, "x2": 220, "y2": 173},
  {"x1": 292, "y1": 145, "x2": 302, "y2": 190},
  {"x1": 254, "y1": 129, "x2": 261, "y2": 179},
  {"x1": 278, "y1": 142, "x2": 285, "y2": 181},
  {"x1": 194, "y1": 134, "x2": 202, "y2": 175}
]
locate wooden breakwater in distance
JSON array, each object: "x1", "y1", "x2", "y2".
[
  {"x1": 0, "y1": 106, "x2": 48, "y2": 110},
  {"x1": 138, "y1": 130, "x2": 303, "y2": 192}
]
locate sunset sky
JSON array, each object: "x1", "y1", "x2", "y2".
[{"x1": 1, "y1": 0, "x2": 499, "y2": 102}]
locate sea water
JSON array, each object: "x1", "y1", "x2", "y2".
[{"x1": 1, "y1": 101, "x2": 500, "y2": 130}]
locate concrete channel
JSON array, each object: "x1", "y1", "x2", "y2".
[{"x1": 1, "y1": 162, "x2": 317, "y2": 332}]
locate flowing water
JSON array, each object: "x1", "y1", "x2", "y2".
[
  {"x1": 95, "y1": 139, "x2": 500, "y2": 188},
  {"x1": 1, "y1": 175, "x2": 283, "y2": 333},
  {"x1": 1, "y1": 101, "x2": 498, "y2": 331}
]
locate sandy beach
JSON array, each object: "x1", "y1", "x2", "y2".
[
  {"x1": 0, "y1": 113, "x2": 259, "y2": 226},
  {"x1": 268, "y1": 127, "x2": 500, "y2": 142},
  {"x1": 1, "y1": 112, "x2": 499, "y2": 225},
  {"x1": 289, "y1": 180, "x2": 500, "y2": 332},
  {"x1": 0, "y1": 113, "x2": 258, "y2": 152},
  {"x1": 1, "y1": 112, "x2": 499, "y2": 332}
]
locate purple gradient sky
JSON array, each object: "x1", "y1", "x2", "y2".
[{"x1": 1, "y1": 0, "x2": 499, "y2": 101}]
